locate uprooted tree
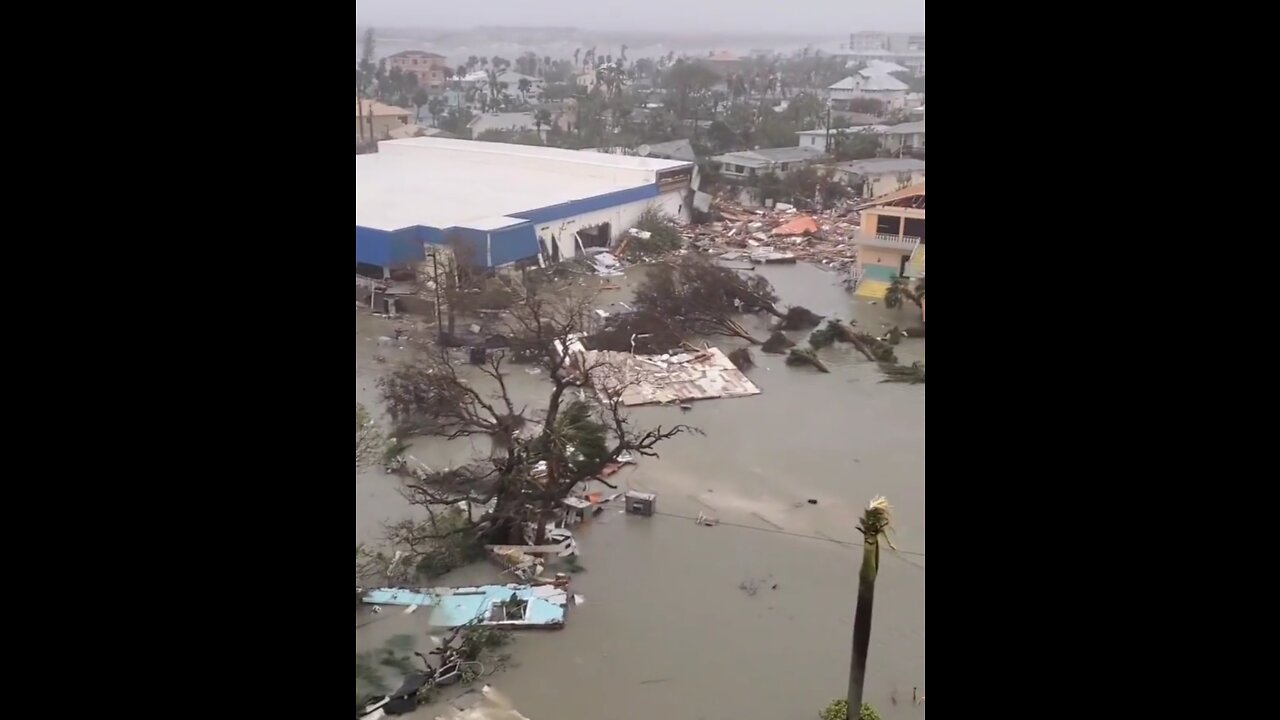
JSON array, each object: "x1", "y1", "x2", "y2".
[
  {"x1": 634, "y1": 254, "x2": 785, "y2": 344},
  {"x1": 374, "y1": 278, "x2": 696, "y2": 577},
  {"x1": 356, "y1": 402, "x2": 386, "y2": 471}
]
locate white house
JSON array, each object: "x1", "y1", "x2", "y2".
[
  {"x1": 829, "y1": 158, "x2": 925, "y2": 198},
  {"x1": 575, "y1": 72, "x2": 598, "y2": 91},
  {"x1": 794, "y1": 126, "x2": 887, "y2": 149},
  {"x1": 880, "y1": 121, "x2": 925, "y2": 154},
  {"x1": 468, "y1": 112, "x2": 549, "y2": 139},
  {"x1": 827, "y1": 70, "x2": 909, "y2": 109},
  {"x1": 711, "y1": 146, "x2": 830, "y2": 179}
]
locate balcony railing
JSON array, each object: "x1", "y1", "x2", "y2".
[{"x1": 853, "y1": 233, "x2": 921, "y2": 250}]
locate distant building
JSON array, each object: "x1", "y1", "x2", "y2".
[
  {"x1": 387, "y1": 51, "x2": 449, "y2": 90},
  {"x1": 356, "y1": 97, "x2": 411, "y2": 142},
  {"x1": 700, "y1": 51, "x2": 746, "y2": 78},
  {"x1": 468, "y1": 112, "x2": 543, "y2": 139},
  {"x1": 575, "y1": 72, "x2": 598, "y2": 91},
  {"x1": 711, "y1": 146, "x2": 829, "y2": 179},
  {"x1": 642, "y1": 138, "x2": 698, "y2": 163},
  {"x1": 827, "y1": 70, "x2": 910, "y2": 109},
  {"x1": 850, "y1": 31, "x2": 890, "y2": 52},
  {"x1": 794, "y1": 125, "x2": 887, "y2": 150},
  {"x1": 879, "y1": 121, "x2": 925, "y2": 155},
  {"x1": 849, "y1": 31, "x2": 925, "y2": 53},
  {"x1": 829, "y1": 158, "x2": 925, "y2": 198}
]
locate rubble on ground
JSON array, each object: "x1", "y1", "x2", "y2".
[
  {"x1": 564, "y1": 338, "x2": 762, "y2": 406},
  {"x1": 677, "y1": 197, "x2": 861, "y2": 272}
]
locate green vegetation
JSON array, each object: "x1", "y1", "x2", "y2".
[
  {"x1": 630, "y1": 207, "x2": 685, "y2": 255},
  {"x1": 819, "y1": 699, "x2": 881, "y2": 720}
]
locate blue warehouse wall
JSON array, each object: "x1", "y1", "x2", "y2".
[
  {"x1": 355, "y1": 226, "x2": 425, "y2": 268},
  {"x1": 357, "y1": 182, "x2": 660, "y2": 269},
  {"x1": 487, "y1": 224, "x2": 539, "y2": 267},
  {"x1": 512, "y1": 184, "x2": 658, "y2": 225},
  {"x1": 445, "y1": 227, "x2": 489, "y2": 266}
]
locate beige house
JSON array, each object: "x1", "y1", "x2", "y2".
[
  {"x1": 356, "y1": 98, "x2": 411, "y2": 143},
  {"x1": 387, "y1": 50, "x2": 449, "y2": 90},
  {"x1": 830, "y1": 158, "x2": 925, "y2": 199},
  {"x1": 850, "y1": 183, "x2": 926, "y2": 299}
]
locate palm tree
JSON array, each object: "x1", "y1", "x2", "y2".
[
  {"x1": 573, "y1": 48, "x2": 581, "y2": 68},
  {"x1": 534, "y1": 108, "x2": 553, "y2": 137},
  {"x1": 620, "y1": 44, "x2": 628, "y2": 63},
  {"x1": 412, "y1": 89, "x2": 430, "y2": 122},
  {"x1": 884, "y1": 278, "x2": 923, "y2": 310},
  {"x1": 428, "y1": 97, "x2": 446, "y2": 127},
  {"x1": 518, "y1": 77, "x2": 532, "y2": 103},
  {"x1": 848, "y1": 496, "x2": 895, "y2": 714}
]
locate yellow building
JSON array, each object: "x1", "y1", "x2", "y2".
[
  {"x1": 356, "y1": 98, "x2": 411, "y2": 143},
  {"x1": 851, "y1": 183, "x2": 925, "y2": 299}
]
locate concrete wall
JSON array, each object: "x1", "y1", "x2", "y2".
[
  {"x1": 859, "y1": 247, "x2": 910, "y2": 270},
  {"x1": 532, "y1": 191, "x2": 687, "y2": 261},
  {"x1": 863, "y1": 170, "x2": 926, "y2": 198}
]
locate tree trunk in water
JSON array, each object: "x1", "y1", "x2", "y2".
[{"x1": 847, "y1": 538, "x2": 879, "y2": 714}]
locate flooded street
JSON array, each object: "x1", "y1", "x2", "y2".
[{"x1": 356, "y1": 262, "x2": 924, "y2": 720}]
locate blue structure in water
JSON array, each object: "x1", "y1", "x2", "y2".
[{"x1": 362, "y1": 584, "x2": 566, "y2": 628}]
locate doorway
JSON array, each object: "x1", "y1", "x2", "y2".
[{"x1": 578, "y1": 223, "x2": 611, "y2": 249}]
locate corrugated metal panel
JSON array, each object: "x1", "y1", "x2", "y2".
[{"x1": 512, "y1": 184, "x2": 658, "y2": 224}]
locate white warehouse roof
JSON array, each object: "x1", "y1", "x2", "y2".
[{"x1": 356, "y1": 138, "x2": 690, "y2": 232}]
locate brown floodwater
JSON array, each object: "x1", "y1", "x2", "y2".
[{"x1": 356, "y1": 262, "x2": 924, "y2": 720}]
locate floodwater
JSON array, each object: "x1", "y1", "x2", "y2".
[{"x1": 356, "y1": 262, "x2": 924, "y2": 720}]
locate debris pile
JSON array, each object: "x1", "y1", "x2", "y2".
[
  {"x1": 680, "y1": 199, "x2": 861, "y2": 271},
  {"x1": 565, "y1": 338, "x2": 762, "y2": 406}
]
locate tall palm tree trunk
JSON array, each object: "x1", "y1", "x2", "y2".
[
  {"x1": 847, "y1": 536, "x2": 879, "y2": 713},
  {"x1": 847, "y1": 496, "x2": 893, "y2": 717}
]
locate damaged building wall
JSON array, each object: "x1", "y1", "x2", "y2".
[{"x1": 533, "y1": 192, "x2": 687, "y2": 261}]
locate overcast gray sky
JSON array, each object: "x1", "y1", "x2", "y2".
[{"x1": 354, "y1": 0, "x2": 924, "y2": 35}]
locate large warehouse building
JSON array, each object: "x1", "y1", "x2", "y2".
[{"x1": 355, "y1": 138, "x2": 695, "y2": 272}]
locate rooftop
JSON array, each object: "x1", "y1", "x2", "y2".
[
  {"x1": 833, "y1": 158, "x2": 926, "y2": 175},
  {"x1": 389, "y1": 50, "x2": 445, "y2": 59},
  {"x1": 356, "y1": 137, "x2": 689, "y2": 232},
  {"x1": 883, "y1": 121, "x2": 925, "y2": 135},
  {"x1": 643, "y1": 138, "x2": 698, "y2": 163},
  {"x1": 795, "y1": 126, "x2": 885, "y2": 136},
  {"x1": 713, "y1": 146, "x2": 829, "y2": 166},
  {"x1": 864, "y1": 59, "x2": 911, "y2": 74}
]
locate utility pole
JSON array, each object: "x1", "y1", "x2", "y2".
[
  {"x1": 824, "y1": 100, "x2": 832, "y2": 153},
  {"x1": 430, "y1": 250, "x2": 444, "y2": 341}
]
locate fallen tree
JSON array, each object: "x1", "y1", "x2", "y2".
[
  {"x1": 787, "y1": 347, "x2": 830, "y2": 373},
  {"x1": 374, "y1": 279, "x2": 697, "y2": 570},
  {"x1": 761, "y1": 331, "x2": 796, "y2": 354},
  {"x1": 877, "y1": 362, "x2": 925, "y2": 384},
  {"x1": 634, "y1": 254, "x2": 784, "y2": 344},
  {"x1": 778, "y1": 306, "x2": 824, "y2": 330}
]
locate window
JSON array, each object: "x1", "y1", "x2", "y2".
[
  {"x1": 779, "y1": 163, "x2": 790, "y2": 172},
  {"x1": 411, "y1": 59, "x2": 418, "y2": 65},
  {"x1": 731, "y1": 164, "x2": 745, "y2": 174}
]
